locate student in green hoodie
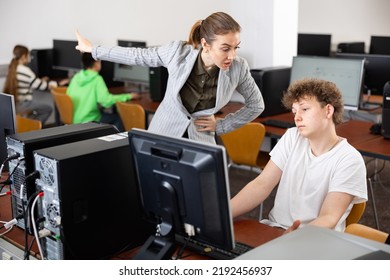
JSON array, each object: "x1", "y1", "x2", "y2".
[{"x1": 67, "y1": 52, "x2": 140, "y2": 131}]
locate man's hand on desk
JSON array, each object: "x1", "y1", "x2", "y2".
[
  {"x1": 284, "y1": 220, "x2": 301, "y2": 235},
  {"x1": 129, "y1": 93, "x2": 141, "y2": 100}
]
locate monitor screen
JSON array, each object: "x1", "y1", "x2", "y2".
[
  {"x1": 128, "y1": 129, "x2": 234, "y2": 259},
  {"x1": 52, "y1": 39, "x2": 82, "y2": 71},
  {"x1": 0, "y1": 93, "x2": 17, "y2": 171},
  {"x1": 113, "y1": 40, "x2": 149, "y2": 86},
  {"x1": 369, "y1": 36, "x2": 390, "y2": 55},
  {"x1": 336, "y1": 53, "x2": 390, "y2": 95},
  {"x1": 297, "y1": 33, "x2": 332, "y2": 57},
  {"x1": 290, "y1": 56, "x2": 365, "y2": 111}
]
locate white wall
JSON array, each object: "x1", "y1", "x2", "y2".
[
  {"x1": 0, "y1": 0, "x2": 229, "y2": 64},
  {"x1": 231, "y1": 0, "x2": 298, "y2": 69}
]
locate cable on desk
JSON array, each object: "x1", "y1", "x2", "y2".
[
  {"x1": 0, "y1": 153, "x2": 20, "y2": 176},
  {"x1": 0, "y1": 191, "x2": 11, "y2": 197},
  {"x1": 0, "y1": 218, "x2": 17, "y2": 237},
  {"x1": 0, "y1": 179, "x2": 12, "y2": 186},
  {"x1": 0, "y1": 154, "x2": 21, "y2": 193},
  {"x1": 31, "y1": 191, "x2": 45, "y2": 260},
  {"x1": 172, "y1": 235, "x2": 191, "y2": 260},
  {"x1": 2, "y1": 156, "x2": 24, "y2": 192},
  {"x1": 19, "y1": 171, "x2": 40, "y2": 260}
]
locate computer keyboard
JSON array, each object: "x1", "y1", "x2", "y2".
[
  {"x1": 262, "y1": 119, "x2": 295, "y2": 129},
  {"x1": 176, "y1": 236, "x2": 254, "y2": 260}
]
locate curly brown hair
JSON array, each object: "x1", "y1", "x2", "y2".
[{"x1": 282, "y1": 78, "x2": 344, "y2": 125}]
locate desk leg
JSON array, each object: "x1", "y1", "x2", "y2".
[{"x1": 368, "y1": 177, "x2": 380, "y2": 230}]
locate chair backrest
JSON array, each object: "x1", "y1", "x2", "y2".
[
  {"x1": 16, "y1": 115, "x2": 42, "y2": 133},
  {"x1": 115, "y1": 102, "x2": 146, "y2": 131},
  {"x1": 51, "y1": 87, "x2": 73, "y2": 125},
  {"x1": 346, "y1": 201, "x2": 366, "y2": 226},
  {"x1": 220, "y1": 122, "x2": 266, "y2": 167},
  {"x1": 345, "y1": 223, "x2": 389, "y2": 243},
  {"x1": 52, "y1": 86, "x2": 68, "y2": 94}
]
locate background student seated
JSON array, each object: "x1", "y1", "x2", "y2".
[
  {"x1": 66, "y1": 53, "x2": 140, "y2": 131},
  {"x1": 231, "y1": 78, "x2": 368, "y2": 233},
  {"x1": 3, "y1": 45, "x2": 69, "y2": 125}
]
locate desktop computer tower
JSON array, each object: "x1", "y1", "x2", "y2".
[
  {"x1": 381, "y1": 81, "x2": 390, "y2": 139},
  {"x1": 250, "y1": 67, "x2": 291, "y2": 117},
  {"x1": 33, "y1": 133, "x2": 154, "y2": 259},
  {"x1": 149, "y1": 66, "x2": 168, "y2": 102},
  {"x1": 6, "y1": 122, "x2": 118, "y2": 233},
  {"x1": 29, "y1": 49, "x2": 68, "y2": 79}
]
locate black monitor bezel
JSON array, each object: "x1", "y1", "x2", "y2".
[
  {"x1": 128, "y1": 128, "x2": 235, "y2": 258},
  {"x1": 297, "y1": 33, "x2": 332, "y2": 57},
  {"x1": 52, "y1": 39, "x2": 82, "y2": 72},
  {"x1": 336, "y1": 52, "x2": 390, "y2": 95},
  {"x1": 369, "y1": 35, "x2": 390, "y2": 55},
  {"x1": 0, "y1": 93, "x2": 17, "y2": 171}
]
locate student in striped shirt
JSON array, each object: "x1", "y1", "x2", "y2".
[{"x1": 3, "y1": 45, "x2": 69, "y2": 124}]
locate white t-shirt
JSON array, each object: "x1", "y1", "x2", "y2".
[{"x1": 261, "y1": 127, "x2": 368, "y2": 232}]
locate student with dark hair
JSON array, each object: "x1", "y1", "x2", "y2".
[
  {"x1": 75, "y1": 11, "x2": 264, "y2": 144},
  {"x1": 3, "y1": 45, "x2": 68, "y2": 124},
  {"x1": 66, "y1": 52, "x2": 140, "y2": 131},
  {"x1": 231, "y1": 78, "x2": 368, "y2": 233}
]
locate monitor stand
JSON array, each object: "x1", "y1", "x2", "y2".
[
  {"x1": 133, "y1": 180, "x2": 181, "y2": 260},
  {"x1": 133, "y1": 235, "x2": 177, "y2": 260}
]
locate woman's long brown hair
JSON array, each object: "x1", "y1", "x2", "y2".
[{"x1": 3, "y1": 45, "x2": 29, "y2": 100}]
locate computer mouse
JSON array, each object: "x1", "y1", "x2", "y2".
[{"x1": 370, "y1": 123, "x2": 382, "y2": 135}]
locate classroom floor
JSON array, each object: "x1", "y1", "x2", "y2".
[{"x1": 228, "y1": 156, "x2": 390, "y2": 234}]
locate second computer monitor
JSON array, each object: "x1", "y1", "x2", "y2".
[
  {"x1": 0, "y1": 93, "x2": 17, "y2": 171},
  {"x1": 297, "y1": 33, "x2": 332, "y2": 57},
  {"x1": 113, "y1": 40, "x2": 149, "y2": 89},
  {"x1": 369, "y1": 36, "x2": 390, "y2": 55},
  {"x1": 290, "y1": 56, "x2": 365, "y2": 111},
  {"x1": 52, "y1": 39, "x2": 82, "y2": 72},
  {"x1": 336, "y1": 52, "x2": 390, "y2": 95}
]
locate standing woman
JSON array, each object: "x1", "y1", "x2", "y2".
[
  {"x1": 75, "y1": 12, "x2": 264, "y2": 144},
  {"x1": 3, "y1": 45, "x2": 68, "y2": 124}
]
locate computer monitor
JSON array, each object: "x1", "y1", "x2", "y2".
[
  {"x1": 297, "y1": 33, "x2": 332, "y2": 57},
  {"x1": 0, "y1": 93, "x2": 17, "y2": 172},
  {"x1": 128, "y1": 129, "x2": 234, "y2": 259},
  {"x1": 250, "y1": 67, "x2": 291, "y2": 117},
  {"x1": 52, "y1": 39, "x2": 82, "y2": 72},
  {"x1": 290, "y1": 56, "x2": 365, "y2": 111},
  {"x1": 336, "y1": 53, "x2": 390, "y2": 95},
  {"x1": 369, "y1": 36, "x2": 390, "y2": 55},
  {"x1": 113, "y1": 40, "x2": 149, "y2": 90}
]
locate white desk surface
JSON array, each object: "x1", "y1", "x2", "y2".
[{"x1": 236, "y1": 225, "x2": 390, "y2": 260}]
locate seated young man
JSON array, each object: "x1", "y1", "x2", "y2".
[
  {"x1": 231, "y1": 78, "x2": 368, "y2": 233},
  {"x1": 67, "y1": 53, "x2": 140, "y2": 131}
]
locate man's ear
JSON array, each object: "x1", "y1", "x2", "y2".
[{"x1": 326, "y1": 104, "x2": 335, "y2": 119}]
